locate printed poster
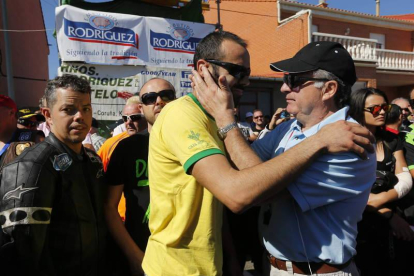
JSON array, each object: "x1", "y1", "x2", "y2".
[
  {"x1": 58, "y1": 63, "x2": 193, "y2": 120},
  {"x1": 56, "y1": 5, "x2": 215, "y2": 68}
]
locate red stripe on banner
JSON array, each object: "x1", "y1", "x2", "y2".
[
  {"x1": 69, "y1": 37, "x2": 136, "y2": 48},
  {"x1": 111, "y1": 56, "x2": 138, "y2": 60},
  {"x1": 153, "y1": 47, "x2": 194, "y2": 54}
]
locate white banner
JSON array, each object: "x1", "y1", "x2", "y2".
[
  {"x1": 56, "y1": 5, "x2": 215, "y2": 68},
  {"x1": 58, "y1": 63, "x2": 193, "y2": 120}
]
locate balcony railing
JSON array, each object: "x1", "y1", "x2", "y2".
[
  {"x1": 377, "y1": 49, "x2": 414, "y2": 71},
  {"x1": 313, "y1": 32, "x2": 377, "y2": 62},
  {"x1": 313, "y1": 32, "x2": 414, "y2": 71}
]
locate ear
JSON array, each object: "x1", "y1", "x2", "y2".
[
  {"x1": 196, "y1": 59, "x2": 209, "y2": 78},
  {"x1": 321, "y1": 80, "x2": 338, "y2": 102},
  {"x1": 42, "y1": 107, "x2": 53, "y2": 126}
]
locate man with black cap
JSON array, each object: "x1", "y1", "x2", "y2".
[
  {"x1": 191, "y1": 40, "x2": 376, "y2": 276},
  {"x1": 0, "y1": 96, "x2": 43, "y2": 169}
]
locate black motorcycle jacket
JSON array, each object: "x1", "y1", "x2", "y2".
[{"x1": 0, "y1": 133, "x2": 107, "y2": 276}]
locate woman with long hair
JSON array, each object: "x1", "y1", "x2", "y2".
[{"x1": 349, "y1": 87, "x2": 414, "y2": 275}]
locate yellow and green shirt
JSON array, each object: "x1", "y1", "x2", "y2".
[{"x1": 142, "y1": 94, "x2": 225, "y2": 276}]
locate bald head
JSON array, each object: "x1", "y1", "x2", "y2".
[
  {"x1": 139, "y1": 78, "x2": 176, "y2": 130},
  {"x1": 139, "y1": 78, "x2": 175, "y2": 98},
  {"x1": 392, "y1": 97, "x2": 412, "y2": 119}
]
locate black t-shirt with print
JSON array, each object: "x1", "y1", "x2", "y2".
[
  {"x1": 105, "y1": 130, "x2": 150, "y2": 251},
  {"x1": 377, "y1": 129, "x2": 403, "y2": 172}
]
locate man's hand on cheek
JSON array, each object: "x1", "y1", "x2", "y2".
[{"x1": 190, "y1": 66, "x2": 235, "y2": 127}]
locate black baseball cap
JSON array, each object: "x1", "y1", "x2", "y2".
[{"x1": 270, "y1": 41, "x2": 357, "y2": 86}]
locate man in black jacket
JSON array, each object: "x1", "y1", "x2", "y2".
[{"x1": 0, "y1": 75, "x2": 107, "y2": 276}]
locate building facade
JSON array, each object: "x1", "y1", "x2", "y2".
[
  {"x1": 0, "y1": 0, "x2": 49, "y2": 107},
  {"x1": 204, "y1": 0, "x2": 414, "y2": 119}
]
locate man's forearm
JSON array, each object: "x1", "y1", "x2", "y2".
[
  {"x1": 231, "y1": 133, "x2": 325, "y2": 207},
  {"x1": 104, "y1": 206, "x2": 144, "y2": 264},
  {"x1": 194, "y1": 133, "x2": 326, "y2": 213}
]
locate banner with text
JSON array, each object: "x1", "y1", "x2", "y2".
[
  {"x1": 56, "y1": 5, "x2": 215, "y2": 68},
  {"x1": 58, "y1": 63, "x2": 193, "y2": 120}
]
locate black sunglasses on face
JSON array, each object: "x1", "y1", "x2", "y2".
[
  {"x1": 283, "y1": 74, "x2": 330, "y2": 90},
  {"x1": 364, "y1": 104, "x2": 391, "y2": 116},
  {"x1": 140, "y1": 89, "x2": 176, "y2": 105},
  {"x1": 122, "y1": 113, "x2": 144, "y2": 122},
  {"x1": 205, "y1": 59, "x2": 251, "y2": 80},
  {"x1": 401, "y1": 107, "x2": 411, "y2": 114}
]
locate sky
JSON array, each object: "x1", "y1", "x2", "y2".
[{"x1": 41, "y1": 0, "x2": 414, "y2": 79}]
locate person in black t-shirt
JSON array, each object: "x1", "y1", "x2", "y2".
[
  {"x1": 349, "y1": 88, "x2": 414, "y2": 275},
  {"x1": 104, "y1": 78, "x2": 176, "y2": 276}
]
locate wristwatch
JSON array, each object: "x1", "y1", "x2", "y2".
[{"x1": 217, "y1": 122, "x2": 238, "y2": 140}]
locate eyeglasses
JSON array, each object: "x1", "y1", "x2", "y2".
[
  {"x1": 364, "y1": 104, "x2": 391, "y2": 116},
  {"x1": 254, "y1": 115, "x2": 263, "y2": 119},
  {"x1": 140, "y1": 89, "x2": 176, "y2": 105},
  {"x1": 122, "y1": 113, "x2": 144, "y2": 122},
  {"x1": 206, "y1": 59, "x2": 251, "y2": 80},
  {"x1": 283, "y1": 74, "x2": 330, "y2": 90}
]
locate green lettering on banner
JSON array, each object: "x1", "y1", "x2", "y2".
[
  {"x1": 95, "y1": 89, "x2": 103, "y2": 98},
  {"x1": 125, "y1": 79, "x2": 133, "y2": 87}
]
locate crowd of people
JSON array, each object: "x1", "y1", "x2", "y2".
[{"x1": 0, "y1": 30, "x2": 413, "y2": 276}]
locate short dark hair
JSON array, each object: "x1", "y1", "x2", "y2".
[
  {"x1": 349, "y1": 87, "x2": 388, "y2": 126},
  {"x1": 193, "y1": 31, "x2": 247, "y2": 68},
  {"x1": 44, "y1": 74, "x2": 91, "y2": 109},
  {"x1": 386, "y1": 104, "x2": 402, "y2": 125}
]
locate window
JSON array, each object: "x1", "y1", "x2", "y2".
[{"x1": 370, "y1": 33, "x2": 385, "y2": 49}]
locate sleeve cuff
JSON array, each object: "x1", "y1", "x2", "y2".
[{"x1": 183, "y1": 148, "x2": 224, "y2": 174}]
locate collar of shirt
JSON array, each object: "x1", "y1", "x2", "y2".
[
  {"x1": 290, "y1": 106, "x2": 351, "y2": 139},
  {"x1": 385, "y1": 126, "x2": 399, "y2": 135}
]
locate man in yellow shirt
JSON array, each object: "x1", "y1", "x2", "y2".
[{"x1": 143, "y1": 31, "x2": 375, "y2": 276}]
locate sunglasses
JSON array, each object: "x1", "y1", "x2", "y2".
[
  {"x1": 364, "y1": 104, "x2": 391, "y2": 116},
  {"x1": 254, "y1": 115, "x2": 263, "y2": 119},
  {"x1": 401, "y1": 108, "x2": 411, "y2": 114},
  {"x1": 122, "y1": 113, "x2": 144, "y2": 122},
  {"x1": 206, "y1": 59, "x2": 251, "y2": 80},
  {"x1": 283, "y1": 74, "x2": 330, "y2": 90},
  {"x1": 140, "y1": 89, "x2": 175, "y2": 105}
]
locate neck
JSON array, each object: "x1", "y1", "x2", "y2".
[
  {"x1": 367, "y1": 125, "x2": 377, "y2": 135},
  {"x1": 255, "y1": 124, "x2": 265, "y2": 130},
  {"x1": 299, "y1": 107, "x2": 338, "y2": 132},
  {"x1": 386, "y1": 124, "x2": 399, "y2": 131},
  {"x1": 67, "y1": 142, "x2": 83, "y2": 154},
  {"x1": 147, "y1": 123, "x2": 152, "y2": 133}
]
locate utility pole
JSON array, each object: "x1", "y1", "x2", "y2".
[
  {"x1": 376, "y1": 0, "x2": 380, "y2": 16},
  {"x1": 1, "y1": 0, "x2": 15, "y2": 100},
  {"x1": 216, "y1": 0, "x2": 222, "y2": 31}
]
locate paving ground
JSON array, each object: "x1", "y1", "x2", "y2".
[{"x1": 243, "y1": 261, "x2": 262, "y2": 276}]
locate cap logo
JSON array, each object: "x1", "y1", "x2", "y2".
[
  {"x1": 316, "y1": 44, "x2": 320, "y2": 46},
  {"x1": 335, "y1": 50, "x2": 338, "y2": 53}
]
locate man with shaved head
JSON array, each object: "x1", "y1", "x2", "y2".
[{"x1": 104, "y1": 78, "x2": 176, "y2": 275}]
